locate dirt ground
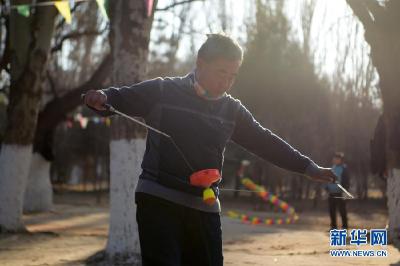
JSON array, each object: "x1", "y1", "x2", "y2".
[{"x1": 0, "y1": 192, "x2": 399, "y2": 266}]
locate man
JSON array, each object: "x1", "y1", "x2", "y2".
[
  {"x1": 84, "y1": 34, "x2": 337, "y2": 266},
  {"x1": 325, "y1": 152, "x2": 350, "y2": 230}
]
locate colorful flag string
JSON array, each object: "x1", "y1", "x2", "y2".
[
  {"x1": 8, "y1": 0, "x2": 108, "y2": 21},
  {"x1": 54, "y1": 1, "x2": 72, "y2": 24},
  {"x1": 227, "y1": 178, "x2": 299, "y2": 226},
  {"x1": 65, "y1": 113, "x2": 111, "y2": 129}
]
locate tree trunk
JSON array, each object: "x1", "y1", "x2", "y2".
[
  {"x1": 104, "y1": 0, "x2": 157, "y2": 263},
  {"x1": 0, "y1": 145, "x2": 32, "y2": 232},
  {"x1": 106, "y1": 138, "x2": 146, "y2": 262},
  {"x1": 346, "y1": 0, "x2": 400, "y2": 248},
  {"x1": 0, "y1": 5, "x2": 56, "y2": 232},
  {"x1": 387, "y1": 168, "x2": 400, "y2": 247},
  {"x1": 23, "y1": 153, "x2": 53, "y2": 213}
]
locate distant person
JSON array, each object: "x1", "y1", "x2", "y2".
[
  {"x1": 325, "y1": 152, "x2": 350, "y2": 230},
  {"x1": 84, "y1": 33, "x2": 337, "y2": 266}
]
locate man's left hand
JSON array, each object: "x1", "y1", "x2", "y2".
[{"x1": 307, "y1": 167, "x2": 337, "y2": 183}]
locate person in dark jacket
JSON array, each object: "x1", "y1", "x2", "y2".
[
  {"x1": 325, "y1": 152, "x2": 350, "y2": 230},
  {"x1": 84, "y1": 33, "x2": 337, "y2": 266}
]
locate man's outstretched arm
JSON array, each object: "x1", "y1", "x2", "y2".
[
  {"x1": 231, "y1": 103, "x2": 336, "y2": 183},
  {"x1": 83, "y1": 77, "x2": 163, "y2": 117}
]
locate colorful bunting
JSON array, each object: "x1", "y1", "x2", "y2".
[
  {"x1": 145, "y1": 0, "x2": 154, "y2": 17},
  {"x1": 11, "y1": 0, "x2": 109, "y2": 23},
  {"x1": 65, "y1": 113, "x2": 111, "y2": 129},
  {"x1": 79, "y1": 117, "x2": 88, "y2": 128},
  {"x1": 105, "y1": 117, "x2": 111, "y2": 127},
  {"x1": 16, "y1": 5, "x2": 30, "y2": 17},
  {"x1": 96, "y1": 0, "x2": 109, "y2": 21},
  {"x1": 54, "y1": 0, "x2": 72, "y2": 24}
]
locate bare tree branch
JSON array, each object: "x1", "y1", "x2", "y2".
[
  {"x1": 346, "y1": 0, "x2": 376, "y2": 30},
  {"x1": 364, "y1": 0, "x2": 386, "y2": 25},
  {"x1": 34, "y1": 53, "x2": 112, "y2": 157},
  {"x1": 51, "y1": 27, "x2": 108, "y2": 53},
  {"x1": 346, "y1": 0, "x2": 381, "y2": 47}
]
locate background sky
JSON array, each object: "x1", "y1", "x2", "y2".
[{"x1": 152, "y1": 0, "x2": 374, "y2": 83}]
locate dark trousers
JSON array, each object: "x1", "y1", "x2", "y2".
[
  {"x1": 328, "y1": 194, "x2": 348, "y2": 229},
  {"x1": 135, "y1": 193, "x2": 223, "y2": 266}
]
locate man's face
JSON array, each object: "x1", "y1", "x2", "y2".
[
  {"x1": 332, "y1": 157, "x2": 342, "y2": 165},
  {"x1": 196, "y1": 57, "x2": 241, "y2": 97}
]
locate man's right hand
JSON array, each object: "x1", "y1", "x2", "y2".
[{"x1": 84, "y1": 90, "x2": 107, "y2": 111}]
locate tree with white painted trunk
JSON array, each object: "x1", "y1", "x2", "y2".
[
  {"x1": 102, "y1": 0, "x2": 158, "y2": 263},
  {"x1": 0, "y1": 6, "x2": 57, "y2": 232},
  {"x1": 23, "y1": 153, "x2": 53, "y2": 213},
  {"x1": 347, "y1": 0, "x2": 400, "y2": 249}
]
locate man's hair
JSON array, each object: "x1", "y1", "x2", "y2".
[
  {"x1": 334, "y1": 152, "x2": 345, "y2": 160},
  {"x1": 197, "y1": 33, "x2": 243, "y2": 62}
]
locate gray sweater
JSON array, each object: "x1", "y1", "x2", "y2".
[{"x1": 93, "y1": 73, "x2": 320, "y2": 212}]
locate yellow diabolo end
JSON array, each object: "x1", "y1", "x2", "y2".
[{"x1": 203, "y1": 188, "x2": 216, "y2": 205}]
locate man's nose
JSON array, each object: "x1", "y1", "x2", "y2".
[{"x1": 220, "y1": 78, "x2": 232, "y2": 89}]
